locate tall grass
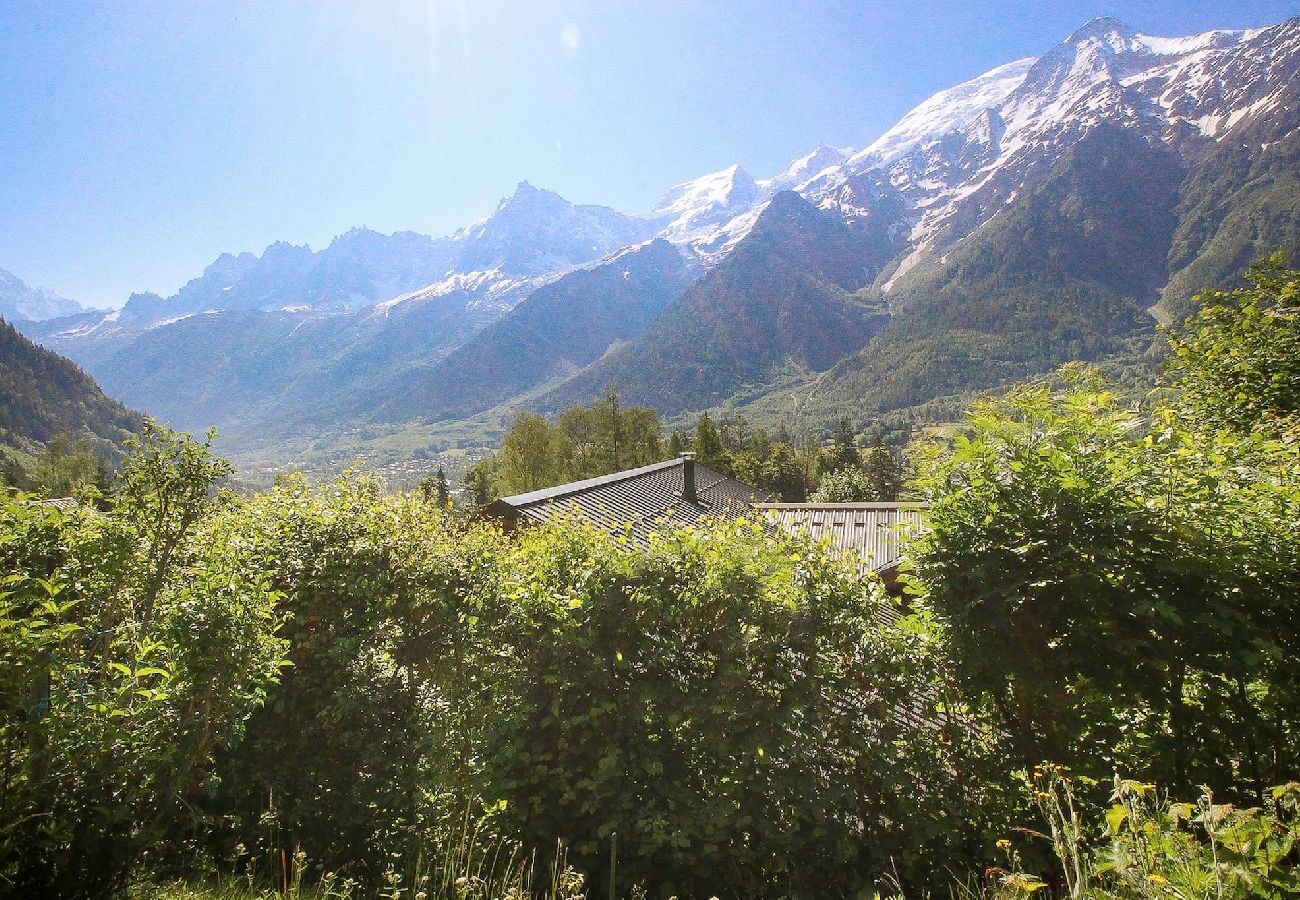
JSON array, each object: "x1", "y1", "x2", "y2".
[{"x1": 131, "y1": 812, "x2": 588, "y2": 900}]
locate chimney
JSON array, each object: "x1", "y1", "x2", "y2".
[{"x1": 680, "y1": 452, "x2": 697, "y2": 504}]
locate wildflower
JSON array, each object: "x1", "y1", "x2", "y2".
[
  {"x1": 1148, "y1": 874, "x2": 1168, "y2": 884},
  {"x1": 996, "y1": 839, "x2": 1011, "y2": 850}
]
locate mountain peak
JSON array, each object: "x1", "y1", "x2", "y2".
[
  {"x1": 326, "y1": 226, "x2": 388, "y2": 251},
  {"x1": 262, "y1": 240, "x2": 311, "y2": 258},
  {"x1": 493, "y1": 180, "x2": 570, "y2": 216},
  {"x1": 765, "y1": 144, "x2": 850, "y2": 191},
  {"x1": 1068, "y1": 16, "x2": 1135, "y2": 43},
  {"x1": 847, "y1": 56, "x2": 1033, "y2": 173},
  {"x1": 650, "y1": 163, "x2": 761, "y2": 232},
  {"x1": 0, "y1": 265, "x2": 84, "y2": 322}
]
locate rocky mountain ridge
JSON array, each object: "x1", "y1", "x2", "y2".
[
  {"x1": 0, "y1": 267, "x2": 85, "y2": 323},
  {"x1": 20, "y1": 15, "x2": 1300, "y2": 465}
]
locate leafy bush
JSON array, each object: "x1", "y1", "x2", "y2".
[
  {"x1": 990, "y1": 767, "x2": 1300, "y2": 899},
  {"x1": 476, "y1": 515, "x2": 985, "y2": 897},
  {"x1": 188, "y1": 480, "x2": 990, "y2": 897},
  {"x1": 908, "y1": 361, "x2": 1300, "y2": 800},
  {"x1": 0, "y1": 424, "x2": 286, "y2": 898}
]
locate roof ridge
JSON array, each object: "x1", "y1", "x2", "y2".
[
  {"x1": 498, "y1": 457, "x2": 681, "y2": 507},
  {"x1": 500, "y1": 456, "x2": 739, "y2": 508},
  {"x1": 755, "y1": 502, "x2": 929, "y2": 509}
]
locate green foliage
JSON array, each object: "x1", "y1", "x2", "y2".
[
  {"x1": 417, "y1": 466, "x2": 451, "y2": 508},
  {"x1": 860, "y1": 443, "x2": 905, "y2": 501},
  {"x1": 1092, "y1": 779, "x2": 1300, "y2": 899},
  {"x1": 168, "y1": 479, "x2": 988, "y2": 897},
  {"x1": 16, "y1": 432, "x2": 116, "y2": 499},
  {"x1": 496, "y1": 411, "x2": 573, "y2": 493},
  {"x1": 477, "y1": 516, "x2": 983, "y2": 897},
  {"x1": 731, "y1": 439, "x2": 810, "y2": 502},
  {"x1": 0, "y1": 423, "x2": 285, "y2": 897},
  {"x1": 809, "y1": 467, "x2": 878, "y2": 503},
  {"x1": 464, "y1": 387, "x2": 665, "y2": 500},
  {"x1": 202, "y1": 476, "x2": 504, "y2": 888},
  {"x1": 691, "y1": 411, "x2": 728, "y2": 473},
  {"x1": 911, "y1": 360, "x2": 1300, "y2": 798},
  {"x1": 796, "y1": 426, "x2": 906, "y2": 502},
  {"x1": 991, "y1": 769, "x2": 1300, "y2": 899},
  {"x1": 818, "y1": 417, "x2": 863, "y2": 477},
  {"x1": 1167, "y1": 254, "x2": 1300, "y2": 434},
  {"x1": 557, "y1": 384, "x2": 663, "y2": 476}
]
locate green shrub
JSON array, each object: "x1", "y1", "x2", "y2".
[
  {"x1": 474, "y1": 515, "x2": 986, "y2": 897},
  {"x1": 990, "y1": 768, "x2": 1300, "y2": 899},
  {"x1": 0, "y1": 424, "x2": 286, "y2": 898}
]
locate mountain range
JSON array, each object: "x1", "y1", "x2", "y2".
[
  {"x1": 16, "y1": 15, "x2": 1300, "y2": 468},
  {"x1": 0, "y1": 267, "x2": 86, "y2": 323}
]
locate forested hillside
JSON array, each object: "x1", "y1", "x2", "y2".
[
  {"x1": 541, "y1": 191, "x2": 898, "y2": 415},
  {"x1": 0, "y1": 316, "x2": 139, "y2": 484},
  {"x1": 1160, "y1": 72, "x2": 1300, "y2": 321},
  {"x1": 767, "y1": 123, "x2": 1178, "y2": 424}
]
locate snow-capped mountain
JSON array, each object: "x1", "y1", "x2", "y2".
[
  {"x1": 0, "y1": 266, "x2": 85, "y2": 322},
  {"x1": 845, "y1": 58, "x2": 1035, "y2": 178},
  {"x1": 761, "y1": 144, "x2": 851, "y2": 192},
  {"x1": 23, "y1": 14, "x2": 1300, "y2": 460},
  {"x1": 793, "y1": 17, "x2": 1300, "y2": 285},
  {"x1": 85, "y1": 181, "x2": 650, "y2": 330},
  {"x1": 452, "y1": 181, "x2": 651, "y2": 274},
  {"x1": 647, "y1": 17, "x2": 1299, "y2": 290},
  {"x1": 643, "y1": 164, "x2": 765, "y2": 246}
]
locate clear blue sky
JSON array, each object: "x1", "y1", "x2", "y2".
[{"x1": 1, "y1": 0, "x2": 1295, "y2": 308}]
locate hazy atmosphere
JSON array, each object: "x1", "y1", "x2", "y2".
[{"x1": 2, "y1": 0, "x2": 1294, "y2": 306}]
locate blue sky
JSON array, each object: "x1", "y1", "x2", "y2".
[{"x1": 2, "y1": 0, "x2": 1296, "y2": 308}]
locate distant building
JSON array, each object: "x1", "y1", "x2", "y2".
[
  {"x1": 757, "y1": 502, "x2": 927, "y2": 595},
  {"x1": 482, "y1": 453, "x2": 772, "y2": 548},
  {"x1": 483, "y1": 462, "x2": 926, "y2": 598}
]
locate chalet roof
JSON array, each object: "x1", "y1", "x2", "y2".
[
  {"x1": 484, "y1": 456, "x2": 772, "y2": 548},
  {"x1": 757, "y1": 502, "x2": 927, "y2": 577}
]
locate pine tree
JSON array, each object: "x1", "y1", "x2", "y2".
[
  {"x1": 693, "y1": 413, "x2": 730, "y2": 473},
  {"x1": 817, "y1": 417, "x2": 862, "y2": 478},
  {"x1": 666, "y1": 430, "x2": 689, "y2": 458},
  {"x1": 862, "y1": 442, "x2": 904, "y2": 501},
  {"x1": 435, "y1": 466, "x2": 450, "y2": 508}
]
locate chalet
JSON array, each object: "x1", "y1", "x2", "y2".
[
  {"x1": 483, "y1": 456, "x2": 927, "y2": 590},
  {"x1": 482, "y1": 453, "x2": 773, "y2": 548},
  {"x1": 755, "y1": 502, "x2": 927, "y2": 595}
]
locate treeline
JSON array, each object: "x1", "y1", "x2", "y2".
[
  {"x1": 0, "y1": 433, "x2": 116, "y2": 499},
  {"x1": 465, "y1": 385, "x2": 907, "y2": 503},
  {"x1": 0, "y1": 259, "x2": 1296, "y2": 899}
]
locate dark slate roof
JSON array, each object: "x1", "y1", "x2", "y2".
[
  {"x1": 757, "y1": 503, "x2": 927, "y2": 577},
  {"x1": 485, "y1": 457, "x2": 772, "y2": 548}
]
